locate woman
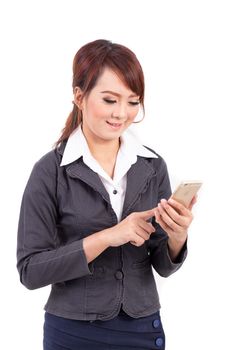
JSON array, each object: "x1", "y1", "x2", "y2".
[{"x1": 17, "y1": 39, "x2": 195, "y2": 350}]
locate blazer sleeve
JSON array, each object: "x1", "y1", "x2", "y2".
[
  {"x1": 149, "y1": 158, "x2": 188, "y2": 277},
  {"x1": 16, "y1": 154, "x2": 92, "y2": 290}
]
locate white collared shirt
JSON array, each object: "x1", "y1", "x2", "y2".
[{"x1": 60, "y1": 126, "x2": 157, "y2": 221}]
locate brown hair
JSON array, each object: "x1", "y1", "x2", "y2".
[{"x1": 55, "y1": 39, "x2": 145, "y2": 147}]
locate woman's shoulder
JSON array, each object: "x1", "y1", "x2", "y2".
[
  {"x1": 142, "y1": 145, "x2": 167, "y2": 168},
  {"x1": 32, "y1": 144, "x2": 65, "y2": 175}
]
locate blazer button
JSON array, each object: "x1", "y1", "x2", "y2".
[
  {"x1": 115, "y1": 270, "x2": 124, "y2": 280},
  {"x1": 155, "y1": 337, "x2": 164, "y2": 347},
  {"x1": 152, "y1": 319, "x2": 160, "y2": 328}
]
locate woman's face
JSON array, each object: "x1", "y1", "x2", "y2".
[{"x1": 74, "y1": 68, "x2": 140, "y2": 143}]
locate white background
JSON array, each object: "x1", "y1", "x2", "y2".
[{"x1": 0, "y1": 0, "x2": 232, "y2": 349}]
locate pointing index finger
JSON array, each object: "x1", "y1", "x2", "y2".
[{"x1": 139, "y1": 209, "x2": 156, "y2": 221}]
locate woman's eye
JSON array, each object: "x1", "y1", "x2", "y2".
[
  {"x1": 103, "y1": 98, "x2": 140, "y2": 106},
  {"x1": 129, "y1": 101, "x2": 140, "y2": 106},
  {"x1": 103, "y1": 98, "x2": 116, "y2": 104}
]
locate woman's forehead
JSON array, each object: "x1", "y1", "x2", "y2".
[{"x1": 93, "y1": 68, "x2": 138, "y2": 97}]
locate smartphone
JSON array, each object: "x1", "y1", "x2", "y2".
[{"x1": 171, "y1": 181, "x2": 202, "y2": 208}]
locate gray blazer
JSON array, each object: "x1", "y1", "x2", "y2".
[{"x1": 17, "y1": 143, "x2": 187, "y2": 321}]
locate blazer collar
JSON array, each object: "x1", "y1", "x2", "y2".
[
  {"x1": 57, "y1": 126, "x2": 158, "y2": 213},
  {"x1": 63, "y1": 155, "x2": 156, "y2": 215}
]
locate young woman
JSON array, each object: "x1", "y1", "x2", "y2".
[{"x1": 17, "y1": 39, "x2": 196, "y2": 350}]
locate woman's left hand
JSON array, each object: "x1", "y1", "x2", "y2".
[{"x1": 154, "y1": 196, "x2": 197, "y2": 261}]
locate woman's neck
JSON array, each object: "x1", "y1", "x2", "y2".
[{"x1": 82, "y1": 126, "x2": 120, "y2": 161}]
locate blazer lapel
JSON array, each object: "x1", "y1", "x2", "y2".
[
  {"x1": 122, "y1": 157, "x2": 157, "y2": 217},
  {"x1": 66, "y1": 158, "x2": 111, "y2": 204},
  {"x1": 58, "y1": 142, "x2": 157, "y2": 219}
]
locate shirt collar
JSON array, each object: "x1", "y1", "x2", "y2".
[
  {"x1": 120, "y1": 128, "x2": 158, "y2": 164},
  {"x1": 60, "y1": 125, "x2": 157, "y2": 167}
]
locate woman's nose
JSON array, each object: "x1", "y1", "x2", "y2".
[{"x1": 112, "y1": 104, "x2": 127, "y2": 120}]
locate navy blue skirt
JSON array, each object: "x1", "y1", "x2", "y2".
[{"x1": 43, "y1": 310, "x2": 165, "y2": 349}]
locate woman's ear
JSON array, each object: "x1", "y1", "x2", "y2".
[{"x1": 73, "y1": 87, "x2": 84, "y2": 109}]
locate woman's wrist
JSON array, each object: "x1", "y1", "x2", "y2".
[
  {"x1": 83, "y1": 229, "x2": 111, "y2": 263},
  {"x1": 167, "y1": 234, "x2": 187, "y2": 261},
  {"x1": 97, "y1": 228, "x2": 112, "y2": 248}
]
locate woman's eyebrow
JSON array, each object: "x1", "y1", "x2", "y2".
[{"x1": 100, "y1": 90, "x2": 138, "y2": 98}]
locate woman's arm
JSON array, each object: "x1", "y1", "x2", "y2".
[
  {"x1": 17, "y1": 159, "x2": 93, "y2": 290},
  {"x1": 148, "y1": 158, "x2": 189, "y2": 276},
  {"x1": 154, "y1": 196, "x2": 196, "y2": 261}
]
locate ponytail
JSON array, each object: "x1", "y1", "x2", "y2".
[{"x1": 55, "y1": 104, "x2": 82, "y2": 148}]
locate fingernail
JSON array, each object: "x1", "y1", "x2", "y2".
[{"x1": 168, "y1": 198, "x2": 175, "y2": 204}]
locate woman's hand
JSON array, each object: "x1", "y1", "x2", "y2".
[
  {"x1": 83, "y1": 209, "x2": 155, "y2": 264},
  {"x1": 154, "y1": 196, "x2": 197, "y2": 261},
  {"x1": 104, "y1": 209, "x2": 156, "y2": 247}
]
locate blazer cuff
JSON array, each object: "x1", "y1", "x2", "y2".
[{"x1": 167, "y1": 239, "x2": 188, "y2": 265}]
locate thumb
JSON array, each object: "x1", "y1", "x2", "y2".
[{"x1": 188, "y1": 194, "x2": 198, "y2": 210}]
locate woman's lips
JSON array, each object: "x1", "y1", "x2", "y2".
[{"x1": 106, "y1": 121, "x2": 123, "y2": 129}]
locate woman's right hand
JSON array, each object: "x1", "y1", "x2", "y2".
[{"x1": 104, "y1": 209, "x2": 156, "y2": 247}]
